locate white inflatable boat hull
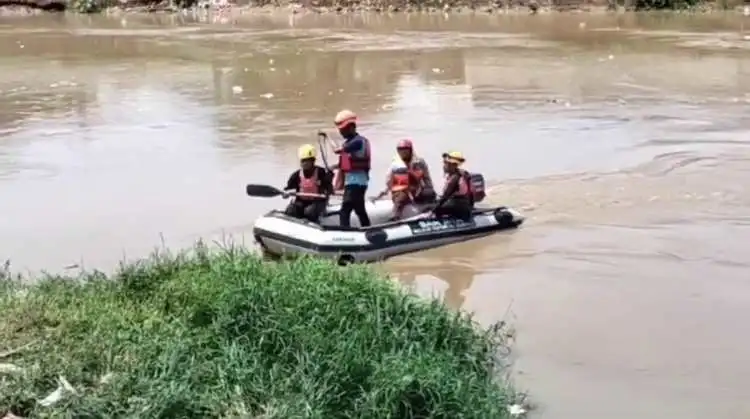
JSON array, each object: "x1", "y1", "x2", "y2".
[{"x1": 253, "y1": 199, "x2": 524, "y2": 264}]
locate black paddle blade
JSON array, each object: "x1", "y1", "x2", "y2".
[{"x1": 246, "y1": 184, "x2": 283, "y2": 198}]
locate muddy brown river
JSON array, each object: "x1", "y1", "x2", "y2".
[{"x1": 2, "y1": 10, "x2": 749, "y2": 418}]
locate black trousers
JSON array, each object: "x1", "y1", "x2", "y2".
[
  {"x1": 340, "y1": 185, "x2": 371, "y2": 228},
  {"x1": 433, "y1": 198, "x2": 472, "y2": 221},
  {"x1": 285, "y1": 199, "x2": 327, "y2": 222},
  {"x1": 413, "y1": 190, "x2": 437, "y2": 204}
]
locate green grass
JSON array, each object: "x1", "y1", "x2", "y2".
[{"x1": 0, "y1": 243, "x2": 523, "y2": 418}]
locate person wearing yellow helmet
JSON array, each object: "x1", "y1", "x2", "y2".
[
  {"x1": 282, "y1": 144, "x2": 333, "y2": 222},
  {"x1": 433, "y1": 151, "x2": 473, "y2": 221}
]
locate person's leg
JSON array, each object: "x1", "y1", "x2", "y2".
[
  {"x1": 351, "y1": 185, "x2": 371, "y2": 227},
  {"x1": 339, "y1": 186, "x2": 355, "y2": 227},
  {"x1": 284, "y1": 201, "x2": 304, "y2": 218},
  {"x1": 436, "y1": 198, "x2": 469, "y2": 219},
  {"x1": 414, "y1": 190, "x2": 436, "y2": 204},
  {"x1": 391, "y1": 191, "x2": 409, "y2": 220},
  {"x1": 303, "y1": 200, "x2": 326, "y2": 222},
  {"x1": 455, "y1": 199, "x2": 473, "y2": 221},
  {"x1": 433, "y1": 201, "x2": 453, "y2": 219}
]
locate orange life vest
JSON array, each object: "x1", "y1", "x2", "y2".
[
  {"x1": 390, "y1": 160, "x2": 424, "y2": 193},
  {"x1": 338, "y1": 135, "x2": 371, "y2": 172},
  {"x1": 391, "y1": 169, "x2": 411, "y2": 192},
  {"x1": 298, "y1": 169, "x2": 321, "y2": 195}
]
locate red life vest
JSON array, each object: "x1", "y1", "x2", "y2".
[
  {"x1": 298, "y1": 169, "x2": 320, "y2": 195},
  {"x1": 444, "y1": 170, "x2": 471, "y2": 198},
  {"x1": 443, "y1": 170, "x2": 486, "y2": 203},
  {"x1": 339, "y1": 136, "x2": 371, "y2": 172}
]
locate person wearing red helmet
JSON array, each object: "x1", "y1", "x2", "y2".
[{"x1": 374, "y1": 138, "x2": 436, "y2": 220}]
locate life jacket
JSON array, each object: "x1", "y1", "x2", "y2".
[
  {"x1": 298, "y1": 169, "x2": 321, "y2": 196},
  {"x1": 390, "y1": 159, "x2": 424, "y2": 193},
  {"x1": 445, "y1": 170, "x2": 471, "y2": 198},
  {"x1": 338, "y1": 135, "x2": 371, "y2": 173},
  {"x1": 391, "y1": 167, "x2": 411, "y2": 192},
  {"x1": 443, "y1": 170, "x2": 486, "y2": 203}
]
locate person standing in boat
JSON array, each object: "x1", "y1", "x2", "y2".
[
  {"x1": 374, "y1": 139, "x2": 436, "y2": 220},
  {"x1": 282, "y1": 144, "x2": 333, "y2": 222},
  {"x1": 331, "y1": 109, "x2": 372, "y2": 228},
  {"x1": 433, "y1": 151, "x2": 474, "y2": 221}
]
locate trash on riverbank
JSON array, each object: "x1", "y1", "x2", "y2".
[
  {"x1": 2, "y1": 0, "x2": 748, "y2": 16},
  {"x1": 0, "y1": 242, "x2": 523, "y2": 418}
]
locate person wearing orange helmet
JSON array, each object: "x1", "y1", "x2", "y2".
[
  {"x1": 374, "y1": 139, "x2": 436, "y2": 220},
  {"x1": 331, "y1": 109, "x2": 372, "y2": 228},
  {"x1": 433, "y1": 151, "x2": 474, "y2": 221}
]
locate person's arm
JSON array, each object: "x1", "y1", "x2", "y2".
[
  {"x1": 337, "y1": 137, "x2": 363, "y2": 154},
  {"x1": 319, "y1": 167, "x2": 334, "y2": 195},
  {"x1": 284, "y1": 171, "x2": 299, "y2": 192},
  {"x1": 435, "y1": 173, "x2": 459, "y2": 208},
  {"x1": 420, "y1": 161, "x2": 434, "y2": 191}
]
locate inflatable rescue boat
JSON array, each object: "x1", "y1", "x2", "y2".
[{"x1": 252, "y1": 174, "x2": 525, "y2": 264}]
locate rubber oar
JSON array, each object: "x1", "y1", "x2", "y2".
[
  {"x1": 245, "y1": 184, "x2": 327, "y2": 200},
  {"x1": 246, "y1": 184, "x2": 284, "y2": 198}
]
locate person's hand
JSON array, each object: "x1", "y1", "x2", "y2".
[
  {"x1": 333, "y1": 148, "x2": 342, "y2": 154},
  {"x1": 281, "y1": 191, "x2": 291, "y2": 199}
]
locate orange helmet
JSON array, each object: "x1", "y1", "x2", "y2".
[
  {"x1": 334, "y1": 109, "x2": 357, "y2": 129},
  {"x1": 397, "y1": 139, "x2": 413, "y2": 149}
]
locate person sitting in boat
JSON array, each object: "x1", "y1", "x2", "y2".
[
  {"x1": 373, "y1": 139, "x2": 436, "y2": 220},
  {"x1": 433, "y1": 151, "x2": 474, "y2": 221},
  {"x1": 282, "y1": 144, "x2": 333, "y2": 222}
]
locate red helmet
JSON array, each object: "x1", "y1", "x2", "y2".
[{"x1": 397, "y1": 139, "x2": 413, "y2": 149}]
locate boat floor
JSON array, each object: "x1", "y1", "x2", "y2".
[{"x1": 274, "y1": 205, "x2": 503, "y2": 232}]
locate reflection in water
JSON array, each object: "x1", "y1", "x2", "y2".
[
  {"x1": 391, "y1": 261, "x2": 476, "y2": 309},
  {"x1": 2, "y1": 12, "x2": 750, "y2": 419},
  {"x1": 389, "y1": 230, "x2": 534, "y2": 310}
]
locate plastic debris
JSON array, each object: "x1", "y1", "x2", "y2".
[
  {"x1": 0, "y1": 363, "x2": 23, "y2": 374},
  {"x1": 38, "y1": 376, "x2": 77, "y2": 407},
  {"x1": 507, "y1": 404, "x2": 527, "y2": 416},
  {"x1": 99, "y1": 372, "x2": 114, "y2": 385}
]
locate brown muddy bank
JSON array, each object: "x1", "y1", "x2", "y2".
[{"x1": 2, "y1": 0, "x2": 748, "y2": 16}]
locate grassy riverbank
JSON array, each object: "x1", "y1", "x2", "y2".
[{"x1": 0, "y1": 244, "x2": 523, "y2": 418}]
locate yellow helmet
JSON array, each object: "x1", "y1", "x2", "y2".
[
  {"x1": 298, "y1": 144, "x2": 316, "y2": 160},
  {"x1": 442, "y1": 151, "x2": 465, "y2": 165}
]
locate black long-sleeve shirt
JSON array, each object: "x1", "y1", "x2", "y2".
[{"x1": 285, "y1": 166, "x2": 334, "y2": 195}]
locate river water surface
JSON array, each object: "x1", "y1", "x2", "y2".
[{"x1": 1, "y1": 11, "x2": 749, "y2": 419}]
